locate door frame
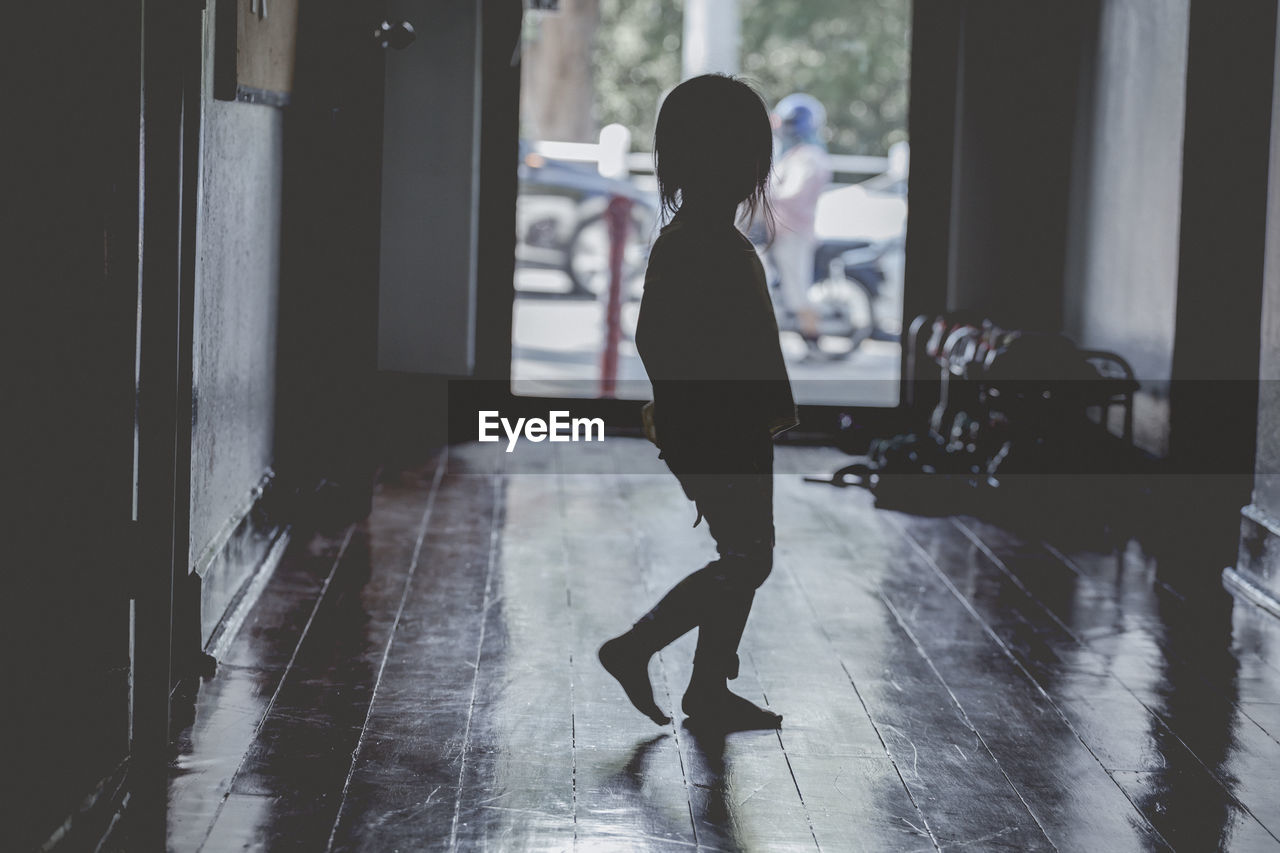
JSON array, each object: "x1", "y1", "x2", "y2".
[
  {"x1": 477, "y1": 0, "x2": 944, "y2": 446},
  {"x1": 130, "y1": 0, "x2": 203, "y2": 824}
]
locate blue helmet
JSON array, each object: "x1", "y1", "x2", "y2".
[{"x1": 774, "y1": 93, "x2": 827, "y2": 143}]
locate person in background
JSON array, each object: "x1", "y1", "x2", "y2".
[{"x1": 769, "y1": 93, "x2": 833, "y2": 356}]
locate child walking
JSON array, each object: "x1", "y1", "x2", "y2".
[{"x1": 598, "y1": 75, "x2": 798, "y2": 731}]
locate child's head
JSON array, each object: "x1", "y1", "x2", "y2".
[{"x1": 653, "y1": 74, "x2": 773, "y2": 226}]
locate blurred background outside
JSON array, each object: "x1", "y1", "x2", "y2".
[{"x1": 512, "y1": 0, "x2": 912, "y2": 406}]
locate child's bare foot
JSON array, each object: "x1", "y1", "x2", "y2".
[
  {"x1": 682, "y1": 686, "x2": 782, "y2": 731},
  {"x1": 599, "y1": 635, "x2": 671, "y2": 726}
]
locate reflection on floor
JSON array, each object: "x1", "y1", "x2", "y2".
[{"x1": 142, "y1": 440, "x2": 1280, "y2": 851}]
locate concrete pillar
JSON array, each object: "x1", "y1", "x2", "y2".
[{"x1": 682, "y1": 0, "x2": 739, "y2": 79}]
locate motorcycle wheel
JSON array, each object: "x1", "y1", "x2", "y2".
[{"x1": 811, "y1": 276, "x2": 874, "y2": 354}]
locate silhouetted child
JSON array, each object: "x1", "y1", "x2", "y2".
[{"x1": 599, "y1": 74, "x2": 798, "y2": 731}]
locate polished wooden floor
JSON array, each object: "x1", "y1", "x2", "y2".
[{"x1": 143, "y1": 440, "x2": 1280, "y2": 851}]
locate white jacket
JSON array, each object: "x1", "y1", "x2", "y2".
[{"x1": 771, "y1": 142, "x2": 832, "y2": 238}]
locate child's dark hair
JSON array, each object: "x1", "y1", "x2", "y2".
[{"x1": 653, "y1": 74, "x2": 774, "y2": 232}]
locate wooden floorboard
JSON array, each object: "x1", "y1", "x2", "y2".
[
  {"x1": 868, "y1": 519, "x2": 1170, "y2": 851},
  {"x1": 216, "y1": 466, "x2": 441, "y2": 851},
  {"x1": 327, "y1": 456, "x2": 500, "y2": 851},
  {"x1": 155, "y1": 439, "x2": 1280, "y2": 852},
  {"x1": 778, "y1": 479, "x2": 1055, "y2": 851},
  {"x1": 166, "y1": 525, "x2": 355, "y2": 848},
  {"x1": 565, "y1": 444, "x2": 701, "y2": 849},
  {"x1": 891, "y1": 512, "x2": 1280, "y2": 851}
]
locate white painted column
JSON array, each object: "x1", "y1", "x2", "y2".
[{"x1": 682, "y1": 0, "x2": 739, "y2": 78}]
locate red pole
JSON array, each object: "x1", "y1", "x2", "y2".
[{"x1": 600, "y1": 194, "x2": 632, "y2": 398}]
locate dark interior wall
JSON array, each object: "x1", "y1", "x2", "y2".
[
  {"x1": 939, "y1": 0, "x2": 1272, "y2": 468},
  {"x1": 274, "y1": 0, "x2": 387, "y2": 508},
  {"x1": 8, "y1": 0, "x2": 301, "y2": 841},
  {"x1": 378, "y1": 0, "x2": 483, "y2": 375},
  {"x1": 474, "y1": 0, "x2": 522, "y2": 381},
  {"x1": 901, "y1": 0, "x2": 961, "y2": 347},
  {"x1": 6, "y1": 3, "x2": 139, "y2": 848},
  {"x1": 1063, "y1": 0, "x2": 1190, "y2": 455},
  {"x1": 375, "y1": 0, "x2": 523, "y2": 460},
  {"x1": 1167, "y1": 0, "x2": 1275, "y2": 479},
  {"x1": 947, "y1": 1, "x2": 1094, "y2": 332}
]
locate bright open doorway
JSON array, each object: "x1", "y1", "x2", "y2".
[{"x1": 511, "y1": 0, "x2": 911, "y2": 407}]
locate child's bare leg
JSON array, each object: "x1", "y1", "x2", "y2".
[
  {"x1": 683, "y1": 686, "x2": 783, "y2": 731},
  {"x1": 680, "y1": 576, "x2": 782, "y2": 731},
  {"x1": 598, "y1": 632, "x2": 671, "y2": 726},
  {"x1": 598, "y1": 562, "x2": 725, "y2": 725}
]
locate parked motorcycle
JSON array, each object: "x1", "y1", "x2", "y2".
[{"x1": 753, "y1": 232, "x2": 897, "y2": 356}]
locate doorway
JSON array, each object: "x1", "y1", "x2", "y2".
[{"x1": 510, "y1": 0, "x2": 912, "y2": 409}]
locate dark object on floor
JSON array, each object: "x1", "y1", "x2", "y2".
[{"x1": 812, "y1": 314, "x2": 1139, "y2": 513}]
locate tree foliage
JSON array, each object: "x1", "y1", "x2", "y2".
[
  {"x1": 590, "y1": 0, "x2": 911, "y2": 156},
  {"x1": 590, "y1": 0, "x2": 685, "y2": 148},
  {"x1": 741, "y1": 0, "x2": 911, "y2": 156}
]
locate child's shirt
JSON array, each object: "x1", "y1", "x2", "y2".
[{"x1": 635, "y1": 211, "x2": 798, "y2": 460}]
